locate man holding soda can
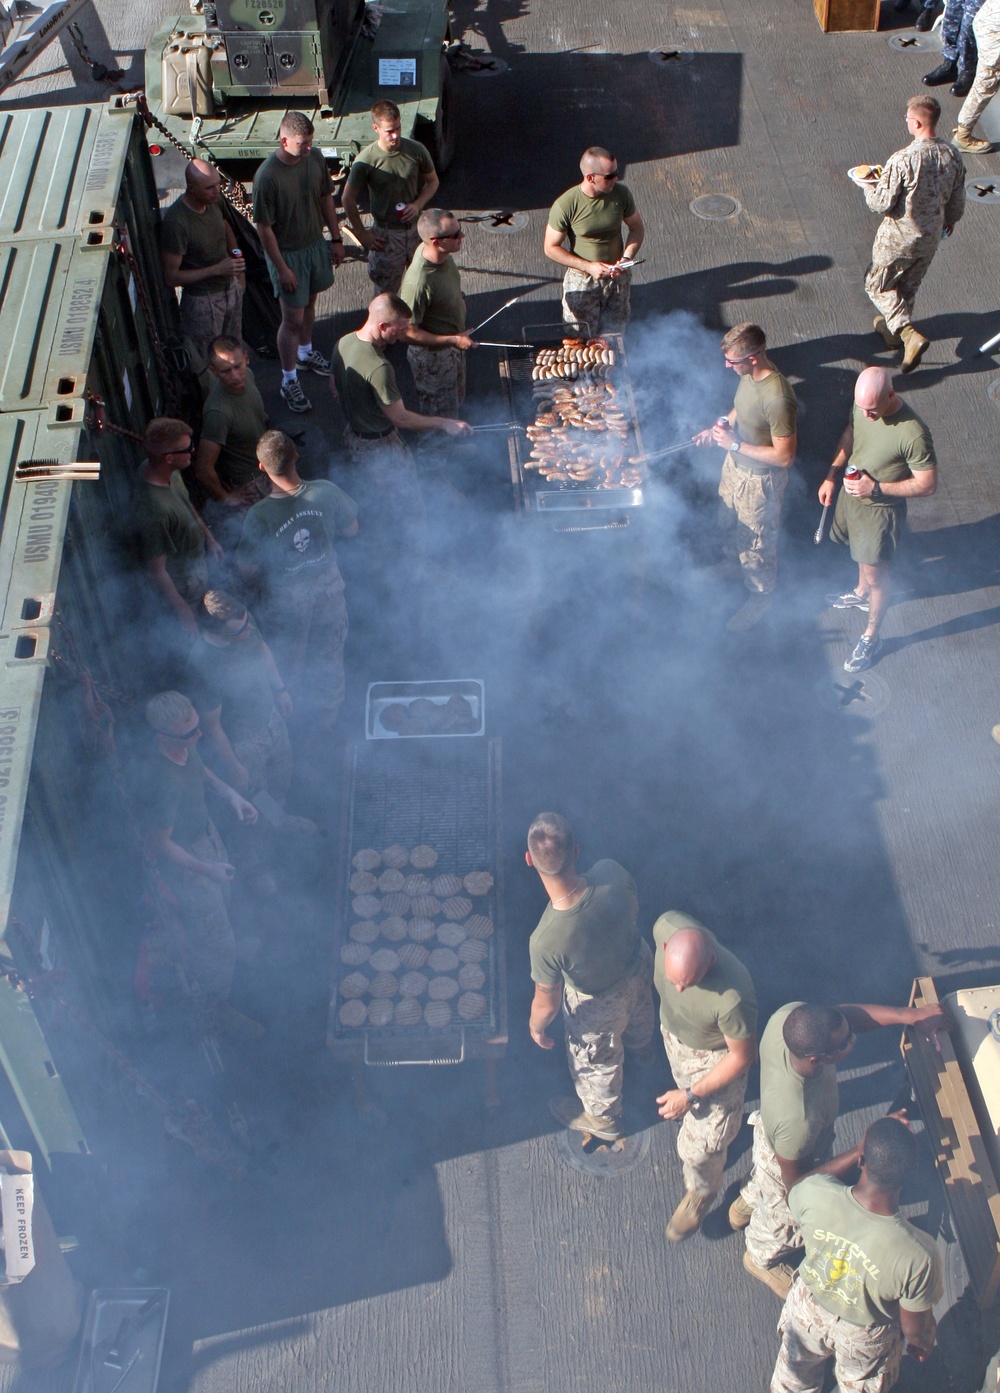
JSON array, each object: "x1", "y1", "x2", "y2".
[{"x1": 820, "y1": 366, "x2": 937, "y2": 673}]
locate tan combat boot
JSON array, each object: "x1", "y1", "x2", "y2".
[
  {"x1": 873, "y1": 315, "x2": 903, "y2": 350},
  {"x1": 666, "y1": 1189, "x2": 715, "y2": 1241},
  {"x1": 900, "y1": 324, "x2": 930, "y2": 372},
  {"x1": 729, "y1": 1192, "x2": 753, "y2": 1229},
  {"x1": 743, "y1": 1251, "x2": 795, "y2": 1298},
  {"x1": 548, "y1": 1095, "x2": 621, "y2": 1141},
  {"x1": 953, "y1": 125, "x2": 993, "y2": 153}
]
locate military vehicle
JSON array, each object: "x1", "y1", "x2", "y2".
[{"x1": 143, "y1": 0, "x2": 455, "y2": 172}]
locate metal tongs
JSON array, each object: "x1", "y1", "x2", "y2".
[
  {"x1": 628, "y1": 437, "x2": 696, "y2": 465},
  {"x1": 15, "y1": 458, "x2": 100, "y2": 482}
]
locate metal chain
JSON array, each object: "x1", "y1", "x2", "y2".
[
  {"x1": 65, "y1": 21, "x2": 126, "y2": 87},
  {"x1": 112, "y1": 230, "x2": 182, "y2": 417},
  {"x1": 85, "y1": 392, "x2": 144, "y2": 447},
  {"x1": 125, "y1": 93, "x2": 255, "y2": 222}
]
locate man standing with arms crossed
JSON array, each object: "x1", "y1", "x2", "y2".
[
  {"x1": 820, "y1": 366, "x2": 937, "y2": 674},
  {"x1": 653, "y1": 912, "x2": 757, "y2": 1241},
  {"x1": 863, "y1": 96, "x2": 965, "y2": 371},
  {"x1": 544, "y1": 147, "x2": 644, "y2": 336},
  {"x1": 694, "y1": 323, "x2": 798, "y2": 632},
  {"x1": 732, "y1": 998, "x2": 949, "y2": 1300},
  {"x1": 252, "y1": 112, "x2": 345, "y2": 413},
  {"x1": 342, "y1": 100, "x2": 439, "y2": 295},
  {"x1": 526, "y1": 813, "x2": 654, "y2": 1144},
  {"x1": 771, "y1": 1117, "x2": 941, "y2": 1393},
  {"x1": 399, "y1": 208, "x2": 476, "y2": 415}
]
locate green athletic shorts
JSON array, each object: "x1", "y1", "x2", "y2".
[
  {"x1": 831, "y1": 491, "x2": 906, "y2": 565},
  {"x1": 266, "y1": 236, "x2": 334, "y2": 308}
]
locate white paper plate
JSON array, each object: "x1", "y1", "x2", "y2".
[{"x1": 848, "y1": 165, "x2": 881, "y2": 187}]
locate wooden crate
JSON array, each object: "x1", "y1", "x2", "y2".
[
  {"x1": 814, "y1": 0, "x2": 880, "y2": 32},
  {"x1": 902, "y1": 976, "x2": 1000, "y2": 1308}
]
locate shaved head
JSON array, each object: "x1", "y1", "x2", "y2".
[
  {"x1": 855, "y1": 366, "x2": 898, "y2": 419},
  {"x1": 186, "y1": 158, "x2": 220, "y2": 190},
  {"x1": 663, "y1": 927, "x2": 716, "y2": 990},
  {"x1": 580, "y1": 146, "x2": 616, "y2": 176}
]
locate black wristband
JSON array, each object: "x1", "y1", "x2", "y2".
[
  {"x1": 870, "y1": 480, "x2": 883, "y2": 501},
  {"x1": 330, "y1": 238, "x2": 343, "y2": 244}
]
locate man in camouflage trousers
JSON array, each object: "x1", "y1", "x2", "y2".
[
  {"x1": 923, "y1": 0, "x2": 985, "y2": 94},
  {"x1": 652, "y1": 913, "x2": 757, "y2": 1240},
  {"x1": 954, "y1": 0, "x2": 1000, "y2": 151},
  {"x1": 526, "y1": 813, "x2": 654, "y2": 1143},
  {"x1": 399, "y1": 209, "x2": 476, "y2": 415},
  {"x1": 863, "y1": 95, "x2": 965, "y2": 371},
  {"x1": 733, "y1": 1000, "x2": 951, "y2": 1301},
  {"x1": 771, "y1": 1119, "x2": 942, "y2": 1393}
]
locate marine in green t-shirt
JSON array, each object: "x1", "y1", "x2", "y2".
[
  {"x1": 652, "y1": 911, "x2": 757, "y2": 1048},
  {"x1": 139, "y1": 742, "x2": 210, "y2": 850},
  {"x1": 791, "y1": 1173, "x2": 942, "y2": 1326},
  {"x1": 823, "y1": 368, "x2": 938, "y2": 674},
  {"x1": 130, "y1": 469, "x2": 207, "y2": 602},
  {"x1": 760, "y1": 1002, "x2": 841, "y2": 1166},
  {"x1": 399, "y1": 249, "x2": 466, "y2": 337},
  {"x1": 345, "y1": 136, "x2": 436, "y2": 230},
  {"x1": 236, "y1": 479, "x2": 358, "y2": 593},
  {"x1": 186, "y1": 618, "x2": 275, "y2": 747},
  {"x1": 547, "y1": 181, "x2": 638, "y2": 265},
  {"x1": 161, "y1": 196, "x2": 230, "y2": 297},
  {"x1": 252, "y1": 147, "x2": 335, "y2": 253},
  {"x1": 733, "y1": 369, "x2": 798, "y2": 451},
  {"x1": 200, "y1": 366, "x2": 268, "y2": 491},
  {"x1": 529, "y1": 859, "x2": 642, "y2": 995},
  {"x1": 330, "y1": 330, "x2": 403, "y2": 436}
]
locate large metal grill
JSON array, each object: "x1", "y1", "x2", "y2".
[
  {"x1": 327, "y1": 738, "x2": 507, "y2": 1064},
  {"x1": 499, "y1": 330, "x2": 647, "y2": 531}
]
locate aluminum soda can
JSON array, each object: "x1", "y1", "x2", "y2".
[
  {"x1": 395, "y1": 202, "x2": 407, "y2": 213},
  {"x1": 844, "y1": 462, "x2": 860, "y2": 481},
  {"x1": 716, "y1": 416, "x2": 730, "y2": 428}
]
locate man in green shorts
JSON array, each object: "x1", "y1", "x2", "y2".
[
  {"x1": 342, "y1": 100, "x2": 439, "y2": 295},
  {"x1": 399, "y1": 208, "x2": 476, "y2": 415},
  {"x1": 733, "y1": 999, "x2": 950, "y2": 1300},
  {"x1": 526, "y1": 812, "x2": 654, "y2": 1143},
  {"x1": 772, "y1": 1117, "x2": 941, "y2": 1392},
  {"x1": 236, "y1": 430, "x2": 358, "y2": 733},
  {"x1": 160, "y1": 159, "x2": 245, "y2": 370},
  {"x1": 819, "y1": 366, "x2": 937, "y2": 673},
  {"x1": 652, "y1": 912, "x2": 757, "y2": 1241},
  {"x1": 193, "y1": 336, "x2": 269, "y2": 550},
  {"x1": 252, "y1": 111, "x2": 345, "y2": 414},
  {"x1": 694, "y1": 323, "x2": 798, "y2": 632},
  {"x1": 544, "y1": 146, "x2": 645, "y2": 335}
]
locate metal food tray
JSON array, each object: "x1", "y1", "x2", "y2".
[
  {"x1": 327, "y1": 738, "x2": 507, "y2": 1064},
  {"x1": 498, "y1": 331, "x2": 647, "y2": 527},
  {"x1": 365, "y1": 679, "x2": 485, "y2": 740},
  {"x1": 73, "y1": 1288, "x2": 170, "y2": 1393}
]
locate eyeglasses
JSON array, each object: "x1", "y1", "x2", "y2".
[
  {"x1": 435, "y1": 229, "x2": 464, "y2": 241},
  {"x1": 171, "y1": 723, "x2": 202, "y2": 742},
  {"x1": 815, "y1": 1030, "x2": 856, "y2": 1064},
  {"x1": 591, "y1": 171, "x2": 619, "y2": 182},
  {"x1": 724, "y1": 356, "x2": 754, "y2": 367},
  {"x1": 170, "y1": 442, "x2": 194, "y2": 455}
]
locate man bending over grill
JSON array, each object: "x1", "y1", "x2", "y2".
[{"x1": 526, "y1": 813, "x2": 654, "y2": 1143}]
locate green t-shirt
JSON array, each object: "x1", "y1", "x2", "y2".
[
  {"x1": 399, "y1": 250, "x2": 465, "y2": 337},
  {"x1": 345, "y1": 138, "x2": 434, "y2": 227},
  {"x1": 547, "y1": 183, "x2": 637, "y2": 264},
  {"x1": 252, "y1": 149, "x2": 333, "y2": 252},
  {"x1": 529, "y1": 859, "x2": 641, "y2": 995},
  {"x1": 651, "y1": 911, "x2": 757, "y2": 1049},
  {"x1": 185, "y1": 618, "x2": 275, "y2": 745},
  {"x1": 140, "y1": 746, "x2": 209, "y2": 849},
  {"x1": 791, "y1": 1175, "x2": 943, "y2": 1326},
  {"x1": 734, "y1": 370, "x2": 798, "y2": 449},
  {"x1": 760, "y1": 1002, "x2": 839, "y2": 1164},
  {"x1": 201, "y1": 370, "x2": 268, "y2": 490},
  {"x1": 847, "y1": 402, "x2": 936, "y2": 493},
  {"x1": 331, "y1": 332, "x2": 402, "y2": 435},
  {"x1": 130, "y1": 470, "x2": 205, "y2": 585},
  {"x1": 236, "y1": 479, "x2": 357, "y2": 591},
  {"x1": 160, "y1": 197, "x2": 229, "y2": 296}
]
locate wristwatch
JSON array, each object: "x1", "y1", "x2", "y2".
[
  {"x1": 685, "y1": 1087, "x2": 699, "y2": 1112},
  {"x1": 870, "y1": 480, "x2": 883, "y2": 501},
  {"x1": 731, "y1": 440, "x2": 741, "y2": 454}
]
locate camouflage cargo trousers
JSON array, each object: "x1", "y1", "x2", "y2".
[
  {"x1": 259, "y1": 577, "x2": 348, "y2": 733},
  {"x1": 959, "y1": 0, "x2": 1000, "y2": 129},
  {"x1": 344, "y1": 426, "x2": 427, "y2": 552},
  {"x1": 941, "y1": 0, "x2": 984, "y2": 66},
  {"x1": 406, "y1": 344, "x2": 467, "y2": 415},
  {"x1": 562, "y1": 941, "x2": 655, "y2": 1123},
  {"x1": 179, "y1": 279, "x2": 245, "y2": 370},
  {"x1": 225, "y1": 705, "x2": 294, "y2": 872},
  {"x1": 718, "y1": 457, "x2": 788, "y2": 594},
  {"x1": 660, "y1": 1029, "x2": 748, "y2": 1195},
  {"x1": 162, "y1": 823, "x2": 237, "y2": 1000},
  {"x1": 369, "y1": 226, "x2": 421, "y2": 295},
  {"x1": 742, "y1": 1112, "x2": 833, "y2": 1267},
  {"x1": 561, "y1": 267, "x2": 632, "y2": 336},
  {"x1": 772, "y1": 1279, "x2": 904, "y2": 1393},
  {"x1": 864, "y1": 247, "x2": 937, "y2": 335}
]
